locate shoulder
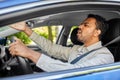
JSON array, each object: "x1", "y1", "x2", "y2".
[{"x1": 96, "y1": 47, "x2": 114, "y2": 58}]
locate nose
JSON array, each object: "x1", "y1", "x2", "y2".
[
  {"x1": 77, "y1": 27, "x2": 81, "y2": 34},
  {"x1": 79, "y1": 24, "x2": 83, "y2": 30}
]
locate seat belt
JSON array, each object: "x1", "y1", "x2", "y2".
[{"x1": 70, "y1": 36, "x2": 120, "y2": 64}]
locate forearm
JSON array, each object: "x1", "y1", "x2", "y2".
[
  {"x1": 29, "y1": 32, "x2": 75, "y2": 60},
  {"x1": 27, "y1": 49, "x2": 41, "y2": 63},
  {"x1": 23, "y1": 25, "x2": 33, "y2": 37},
  {"x1": 36, "y1": 54, "x2": 75, "y2": 72}
]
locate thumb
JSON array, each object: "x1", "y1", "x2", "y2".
[
  {"x1": 13, "y1": 37, "x2": 23, "y2": 44},
  {"x1": 11, "y1": 36, "x2": 19, "y2": 42}
]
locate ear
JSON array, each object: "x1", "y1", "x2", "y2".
[{"x1": 94, "y1": 29, "x2": 101, "y2": 37}]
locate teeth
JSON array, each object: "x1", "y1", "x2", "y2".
[{"x1": 79, "y1": 30, "x2": 81, "y2": 33}]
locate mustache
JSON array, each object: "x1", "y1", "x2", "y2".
[{"x1": 77, "y1": 28, "x2": 82, "y2": 34}]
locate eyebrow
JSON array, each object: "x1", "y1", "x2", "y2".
[
  {"x1": 81, "y1": 21, "x2": 88, "y2": 24},
  {"x1": 82, "y1": 22, "x2": 90, "y2": 25}
]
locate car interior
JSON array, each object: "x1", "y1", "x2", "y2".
[
  {"x1": 0, "y1": 1, "x2": 120, "y2": 79},
  {"x1": 102, "y1": 18, "x2": 120, "y2": 62}
]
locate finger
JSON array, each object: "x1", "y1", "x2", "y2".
[
  {"x1": 10, "y1": 24, "x2": 18, "y2": 29},
  {"x1": 9, "y1": 42, "x2": 16, "y2": 47},
  {"x1": 9, "y1": 48, "x2": 15, "y2": 56},
  {"x1": 9, "y1": 46, "x2": 17, "y2": 56},
  {"x1": 10, "y1": 37, "x2": 21, "y2": 45},
  {"x1": 12, "y1": 37, "x2": 22, "y2": 43},
  {"x1": 9, "y1": 46, "x2": 15, "y2": 53},
  {"x1": 9, "y1": 45, "x2": 15, "y2": 51}
]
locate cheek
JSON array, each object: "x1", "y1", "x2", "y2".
[
  {"x1": 83, "y1": 29, "x2": 94, "y2": 37},
  {"x1": 83, "y1": 29, "x2": 91, "y2": 34}
]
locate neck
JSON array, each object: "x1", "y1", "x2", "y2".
[{"x1": 84, "y1": 38, "x2": 100, "y2": 47}]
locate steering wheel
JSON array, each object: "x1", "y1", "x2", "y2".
[
  {"x1": 12, "y1": 36, "x2": 34, "y2": 74},
  {"x1": 15, "y1": 56, "x2": 33, "y2": 74},
  {"x1": 0, "y1": 37, "x2": 33, "y2": 75},
  {"x1": 0, "y1": 47, "x2": 33, "y2": 75}
]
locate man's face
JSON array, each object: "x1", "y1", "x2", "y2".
[{"x1": 77, "y1": 17, "x2": 99, "y2": 43}]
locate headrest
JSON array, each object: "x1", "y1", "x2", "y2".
[
  {"x1": 70, "y1": 28, "x2": 83, "y2": 45},
  {"x1": 102, "y1": 18, "x2": 120, "y2": 45}
]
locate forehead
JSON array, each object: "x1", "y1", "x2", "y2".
[{"x1": 84, "y1": 17, "x2": 96, "y2": 24}]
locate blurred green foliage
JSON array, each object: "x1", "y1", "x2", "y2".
[
  {"x1": 8, "y1": 32, "x2": 31, "y2": 44},
  {"x1": 8, "y1": 26, "x2": 78, "y2": 45},
  {"x1": 8, "y1": 26, "x2": 58, "y2": 44}
]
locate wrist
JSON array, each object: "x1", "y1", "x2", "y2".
[
  {"x1": 23, "y1": 25, "x2": 33, "y2": 36},
  {"x1": 27, "y1": 49, "x2": 41, "y2": 63}
]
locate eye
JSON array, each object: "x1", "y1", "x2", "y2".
[
  {"x1": 84, "y1": 24, "x2": 87, "y2": 26},
  {"x1": 84, "y1": 23, "x2": 89, "y2": 27}
]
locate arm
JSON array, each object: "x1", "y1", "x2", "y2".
[
  {"x1": 9, "y1": 38, "x2": 114, "y2": 72},
  {"x1": 10, "y1": 22, "x2": 78, "y2": 61},
  {"x1": 36, "y1": 49, "x2": 114, "y2": 72},
  {"x1": 9, "y1": 37, "x2": 41, "y2": 63},
  {"x1": 29, "y1": 32, "x2": 79, "y2": 60}
]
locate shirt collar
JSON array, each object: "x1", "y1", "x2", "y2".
[{"x1": 86, "y1": 41, "x2": 102, "y2": 51}]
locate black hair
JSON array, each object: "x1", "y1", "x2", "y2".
[{"x1": 87, "y1": 14, "x2": 108, "y2": 40}]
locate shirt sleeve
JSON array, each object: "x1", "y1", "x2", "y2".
[
  {"x1": 29, "y1": 32, "x2": 79, "y2": 61},
  {"x1": 36, "y1": 50, "x2": 114, "y2": 72},
  {"x1": 36, "y1": 54, "x2": 76, "y2": 72}
]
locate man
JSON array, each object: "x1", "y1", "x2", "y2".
[{"x1": 9, "y1": 14, "x2": 114, "y2": 72}]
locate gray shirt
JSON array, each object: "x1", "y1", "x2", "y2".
[{"x1": 30, "y1": 32, "x2": 114, "y2": 72}]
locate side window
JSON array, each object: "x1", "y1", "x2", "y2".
[
  {"x1": 31, "y1": 25, "x2": 63, "y2": 45},
  {"x1": 7, "y1": 25, "x2": 63, "y2": 46}
]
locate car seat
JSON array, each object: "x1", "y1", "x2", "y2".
[
  {"x1": 102, "y1": 18, "x2": 120, "y2": 62},
  {"x1": 70, "y1": 28, "x2": 83, "y2": 46}
]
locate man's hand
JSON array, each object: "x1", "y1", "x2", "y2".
[
  {"x1": 9, "y1": 37, "x2": 30, "y2": 58},
  {"x1": 10, "y1": 22, "x2": 27, "y2": 31},
  {"x1": 10, "y1": 22, "x2": 33, "y2": 36},
  {"x1": 9, "y1": 37, "x2": 41, "y2": 63}
]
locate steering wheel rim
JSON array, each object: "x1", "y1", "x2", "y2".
[
  {"x1": 0, "y1": 48, "x2": 33, "y2": 75},
  {"x1": 16, "y1": 56, "x2": 33, "y2": 74}
]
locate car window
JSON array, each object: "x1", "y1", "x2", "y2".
[
  {"x1": 0, "y1": 25, "x2": 63, "y2": 45},
  {"x1": 30, "y1": 25, "x2": 63, "y2": 45}
]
